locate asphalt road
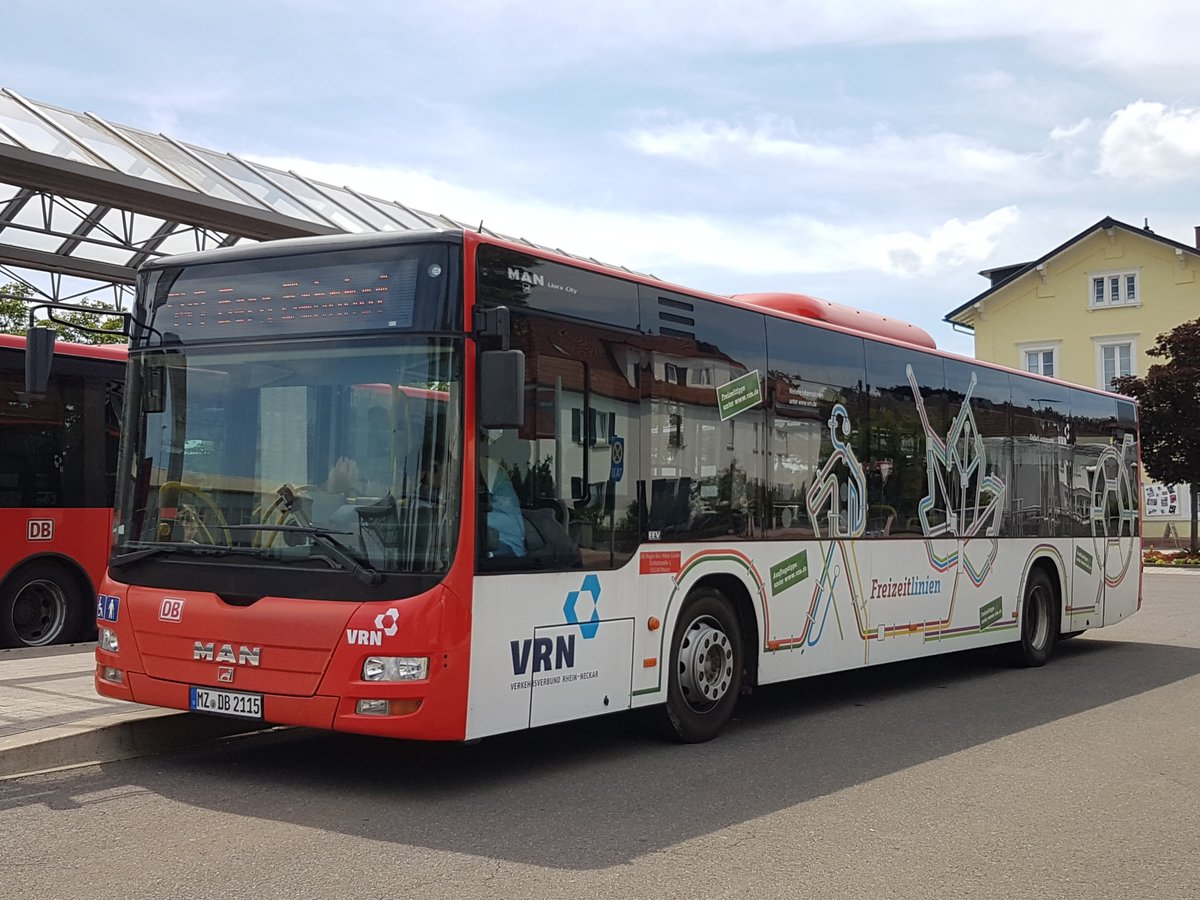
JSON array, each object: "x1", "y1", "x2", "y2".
[{"x1": 3, "y1": 570, "x2": 1198, "y2": 900}]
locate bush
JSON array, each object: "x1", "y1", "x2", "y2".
[{"x1": 1144, "y1": 549, "x2": 1200, "y2": 566}]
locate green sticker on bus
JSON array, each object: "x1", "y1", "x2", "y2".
[
  {"x1": 770, "y1": 550, "x2": 809, "y2": 596},
  {"x1": 1075, "y1": 547, "x2": 1093, "y2": 574},
  {"x1": 979, "y1": 596, "x2": 1003, "y2": 630},
  {"x1": 716, "y1": 369, "x2": 762, "y2": 421}
]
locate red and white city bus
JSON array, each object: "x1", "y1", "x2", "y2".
[
  {"x1": 0, "y1": 333, "x2": 124, "y2": 647},
  {"x1": 95, "y1": 229, "x2": 1141, "y2": 741}
]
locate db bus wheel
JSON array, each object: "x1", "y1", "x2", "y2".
[
  {"x1": 0, "y1": 561, "x2": 86, "y2": 648},
  {"x1": 660, "y1": 587, "x2": 743, "y2": 743},
  {"x1": 1008, "y1": 568, "x2": 1057, "y2": 667}
]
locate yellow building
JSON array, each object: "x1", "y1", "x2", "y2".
[{"x1": 944, "y1": 216, "x2": 1200, "y2": 538}]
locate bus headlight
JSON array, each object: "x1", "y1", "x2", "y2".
[
  {"x1": 99, "y1": 628, "x2": 119, "y2": 653},
  {"x1": 362, "y1": 656, "x2": 428, "y2": 681}
]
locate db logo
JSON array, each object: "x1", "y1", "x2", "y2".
[
  {"x1": 27, "y1": 519, "x2": 54, "y2": 541},
  {"x1": 159, "y1": 598, "x2": 185, "y2": 622}
]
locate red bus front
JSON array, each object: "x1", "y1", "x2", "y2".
[{"x1": 96, "y1": 233, "x2": 480, "y2": 739}]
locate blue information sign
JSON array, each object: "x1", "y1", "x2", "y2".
[{"x1": 610, "y1": 436, "x2": 625, "y2": 482}]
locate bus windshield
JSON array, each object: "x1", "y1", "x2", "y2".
[{"x1": 113, "y1": 336, "x2": 461, "y2": 582}]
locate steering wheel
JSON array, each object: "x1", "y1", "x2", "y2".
[
  {"x1": 176, "y1": 503, "x2": 217, "y2": 545},
  {"x1": 156, "y1": 481, "x2": 232, "y2": 545},
  {"x1": 255, "y1": 483, "x2": 315, "y2": 547}
]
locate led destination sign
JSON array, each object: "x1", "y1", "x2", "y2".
[{"x1": 144, "y1": 244, "x2": 454, "y2": 342}]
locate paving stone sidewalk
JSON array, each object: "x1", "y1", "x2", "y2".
[{"x1": 0, "y1": 643, "x2": 252, "y2": 778}]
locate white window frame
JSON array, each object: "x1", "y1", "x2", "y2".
[
  {"x1": 1093, "y1": 334, "x2": 1138, "y2": 391},
  {"x1": 1016, "y1": 340, "x2": 1060, "y2": 379},
  {"x1": 1088, "y1": 269, "x2": 1141, "y2": 309}
]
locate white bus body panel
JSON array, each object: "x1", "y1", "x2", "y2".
[{"x1": 464, "y1": 533, "x2": 1140, "y2": 740}]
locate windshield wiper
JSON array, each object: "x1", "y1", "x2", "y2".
[
  {"x1": 224, "y1": 525, "x2": 381, "y2": 585},
  {"x1": 110, "y1": 541, "x2": 237, "y2": 566}
]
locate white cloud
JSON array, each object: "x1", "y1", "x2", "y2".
[
  {"x1": 867, "y1": 207, "x2": 1021, "y2": 277},
  {"x1": 1097, "y1": 101, "x2": 1200, "y2": 182},
  {"x1": 1050, "y1": 119, "x2": 1091, "y2": 142},
  {"x1": 624, "y1": 117, "x2": 1034, "y2": 189},
  {"x1": 320, "y1": 0, "x2": 1200, "y2": 89},
  {"x1": 958, "y1": 70, "x2": 1017, "y2": 92},
  {"x1": 624, "y1": 118, "x2": 844, "y2": 168},
  {"x1": 249, "y1": 154, "x2": 1019, "y2": 281}
]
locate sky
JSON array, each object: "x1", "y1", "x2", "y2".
[{"x1": 8, "y1": 0, "x2": 1200, "y2": 356}]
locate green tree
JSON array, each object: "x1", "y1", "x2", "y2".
[
  {"x1": 0, "y1": 282, "x2": 32, "y2": 334},
  {"x1": 0, "y1": 282, "x2": 125, "y2": 345},
  {"x1": 1113, "y1": 318, "x2": 1200, "y2": 553}
]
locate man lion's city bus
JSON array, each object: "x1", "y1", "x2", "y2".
[
  {"x1": 1, "y1": 333, "x2": 124, "y2": 648},
  {"x1": 94, "y1": 229, "x2": 1141, "y2": 742}
]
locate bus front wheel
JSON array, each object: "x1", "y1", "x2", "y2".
[
  {"x1": 1008, "y1": 568, "x2": 1058, "y2": 667},
  {"x1": 0, "y1": 561, "x2": 87, "y2": 648},
  {"x1": 660, "y1": 587, "x2": 744, "y2": 743}
]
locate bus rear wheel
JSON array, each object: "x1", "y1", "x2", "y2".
[
  {"x1": 0, "y1": 561, "x2": 86, "y2": 648},
  {"x1": 659, "y1": 587, "x2": 743, "y2": 743},
  {"x1": 1007, "y1": 568, "x2": 1058, "y2": 667}
]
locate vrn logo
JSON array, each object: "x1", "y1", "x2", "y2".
[{"x1": 511, "y1": 634, "x2": 575, "y2": 675}]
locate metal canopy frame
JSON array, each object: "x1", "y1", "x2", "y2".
[
  {"x1": 0, "y1": 87, "x2": 650, "y2": 314},
  {"x1": 0, "y1": 88, "x2": 465, "y2": 312}
]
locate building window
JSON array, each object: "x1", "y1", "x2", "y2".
[
  {"x1": 571, "y1": 407, "x2": 616, "y2": 445},
  {"x1": 1090, "y1": 271, "x2": 1139, "y2": 308},
  {"x1": 1026, "y1": 349, "x2": 1054, "y2": 377},
  {"x1": 1017, "y1": 340, "x2": 1060, "y2": 379},
  {"x1": 668, "y1": 412, "x2": 684, "y2": 448},
  {"x1": 1017, "y1": 343, "x2": 1056, "y2": 374},
  {"x1": 1095, "y1": 337, "x2": 1136, "y2": 391}
]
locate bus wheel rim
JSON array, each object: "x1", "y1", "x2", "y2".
[
  {"x1": 12, "y1": 578, "x2": 68, "y2": 646},
  {"x1": 678, "y1": 616, "x2": 734, "y2": 712}
]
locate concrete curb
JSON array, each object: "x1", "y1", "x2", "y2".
[{"x1": 0, "y1": 708, "x2": 266, "y2": 780}]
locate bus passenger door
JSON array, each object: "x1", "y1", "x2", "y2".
[
  {"x1": 1101, "y1": 434, "x2": 1140, "y2": 626},
  {"x1": 529, "y1": 618, "x2": 635, "y2": 727},
  {"x1": 1068, "y1": 399, "x2": 1110, "y2": 632}
]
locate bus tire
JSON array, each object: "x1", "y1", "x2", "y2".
[
  {"x1": 659, "y1": 587, "x2": 743, "y2": 743},
  {"x1": 0, "y1": 560, "x2": 87, "y2": 649},
  {"x1": 1007, "y1": 567, "x2": 1057, "y2": 667}
]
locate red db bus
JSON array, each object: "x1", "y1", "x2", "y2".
[
  {"x1": 95, "y1": 230, "x2": 1140, "y2": 741},
  {"x1": 0, "y1": 333, "x2": 124, "y2": 647}
]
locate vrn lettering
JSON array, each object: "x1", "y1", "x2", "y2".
[{"x1": 510, "y1": 635, "x2": 575, "y2": 675}]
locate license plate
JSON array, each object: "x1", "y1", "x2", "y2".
[{"x1": 189, "y1": 686, "x2": 263, "y2": 719}]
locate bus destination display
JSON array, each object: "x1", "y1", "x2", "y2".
[{"x1": 158, "y1": 257, "x2": 421, "y2": 340}]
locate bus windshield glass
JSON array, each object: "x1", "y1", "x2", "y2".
[{"x1": 114, "y1": 337, "x2": 461, "y2": 580}]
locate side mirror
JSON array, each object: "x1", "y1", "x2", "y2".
[
  {"x1": 478, "y1": 349, "x2": 525, "y2": 430},
  {"x1": 24, "y1": 326, "x2": 56, "y2": 398}
]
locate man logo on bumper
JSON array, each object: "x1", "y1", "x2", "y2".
[{"x1": 193, "y1": 642, "x2": 261, "y2": 666}]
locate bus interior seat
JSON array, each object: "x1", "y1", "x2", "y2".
[{"x1": 483, "y1": 505, "x2": 581, "y2": 569}]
